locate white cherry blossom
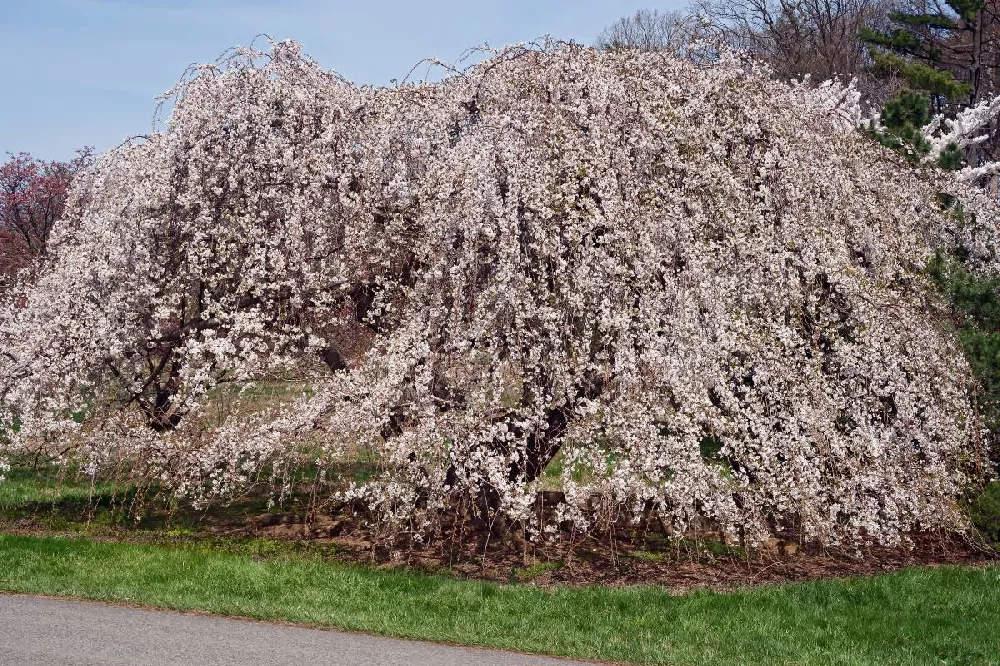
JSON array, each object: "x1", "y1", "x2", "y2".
[{"x1": 0, "y1": 41, "x2": 996, "y2": 547}]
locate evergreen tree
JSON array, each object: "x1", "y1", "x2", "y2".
[
  {"x1": 860, "y1": 1, "x2": 998, "y2": 169},
  {"x1": 860, "y1": 1, "x2": 990, "y2": 107},
  {"x1": 866, "y1": 89, "x2": 933, "y2": 163}
]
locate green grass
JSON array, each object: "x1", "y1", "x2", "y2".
[
  {"x1": 0, "y1": 467, "x2": 120, "y2": 512},
  {"x1": 0, "y1": 535, "x2": 997, "y2": 665}
]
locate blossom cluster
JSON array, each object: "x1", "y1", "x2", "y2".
[
  {"x1": 0, "y1": 41, "x2": 995, "y2": 546},
  {"x1": 922, "y1": 94, "x2": 1000, "y2": 185}
]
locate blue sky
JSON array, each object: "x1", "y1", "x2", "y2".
[{"x1": 1, "y1": 0, "x2": 684, "y2": 160}]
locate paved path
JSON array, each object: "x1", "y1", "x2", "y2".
[{"x1": 0, "y1": 594, "x2": 594, "y2": 666}]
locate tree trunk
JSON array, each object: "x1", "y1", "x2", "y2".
[{"x1": 971, "y1": 7, "x2": 984, "y2": 105}]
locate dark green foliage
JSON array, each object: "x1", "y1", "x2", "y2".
[
  {"x1": 886, "y1": 12, "x2": 958, "y2": 30},
  {"x1": 956, "y1": 328, "x2": 1000, "y2": 424},
  {"x1": 857, "y1": 26, "x2": 921, "y2": 50},
  {"x1": 968, "y1": 481, "x2": 1000, "y2": 545},
  {"x1": 861, "y1": 0, "x2": 985, "y2": 73},
  {"x1": 937, "y1": 142, "x2": 965, "y2": 170},
  {"x1": 929, "y1": 250, "x2": 1000, "y2": 328},
  {"x1": 928, "y1": 244, "x2": 1000, "y2": 550},
  {"x1": 881, "y1": 90, "x2": 930, "y2": 131},
  {"x1": 867, "y1": 90, "x2": 933, "y2": 162},
  {"x1": 699, "y1": 434, "x2": 734, "y2": 477},
  {"x1": 859, "y1": 0, "x2": 987, "y2": 167},
  {"x1": 928, "y1": 250, "x2": 1000, "y2": 469},
  {"x1": 949, "y1": 0, "x2": 986, "y2": 21},
  {"x1": 698, "y1": 434, "x2": 724, "y2": 462},
  {"x1": 871, "y1": 52, "x2": 970, "y2": 101}
]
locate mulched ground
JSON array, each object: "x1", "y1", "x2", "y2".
[
  {"x1": 5, "y1": 491, "x2": 996, "y2": 593},
  {"x1": 207, "y1": 508, "x2": 998, "y2": 591}
]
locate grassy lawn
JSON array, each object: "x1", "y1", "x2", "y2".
[
  {"x1": 0, "y1": 466, "x2": 121, "y2": 512},
  {"x1": 2, "y1": 465, "x2": 998, "y2": 665},
  {"x1": 0, "y1": 534, "x2": 996, "y2": 665}
]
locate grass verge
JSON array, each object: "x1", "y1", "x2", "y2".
[{"x1": 0, "y1": 534, "x2": 997, "y2": 665}]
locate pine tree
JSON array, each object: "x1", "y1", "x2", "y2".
[
  {"x1": 860, "y1": 1, "x2": 997, "y2": 168},
  {"x1": 860, "y1": 1, "x2": 989, "y2": 107},
  {"x1": 868, "y1": 4, "x2": 1000, "y2": 490}
]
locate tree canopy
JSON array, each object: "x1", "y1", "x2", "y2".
[
  {"x1": 0, "y1": 149, "x2": 93, "y2": 287},
  {"x1": 1, "y1": 42, "x2": 996, "y2": 546}
]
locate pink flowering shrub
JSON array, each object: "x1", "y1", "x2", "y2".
[{"x1": 1, "y1": 41, "x2": 997, "y2": 546}]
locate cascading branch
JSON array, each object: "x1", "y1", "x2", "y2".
[{"x1": 1, "y1": 40, "x2": 997, "y2": 546}]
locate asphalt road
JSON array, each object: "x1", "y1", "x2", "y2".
[{"x1": 0, "y1": 594, "x2": 594, "y2": 666}]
